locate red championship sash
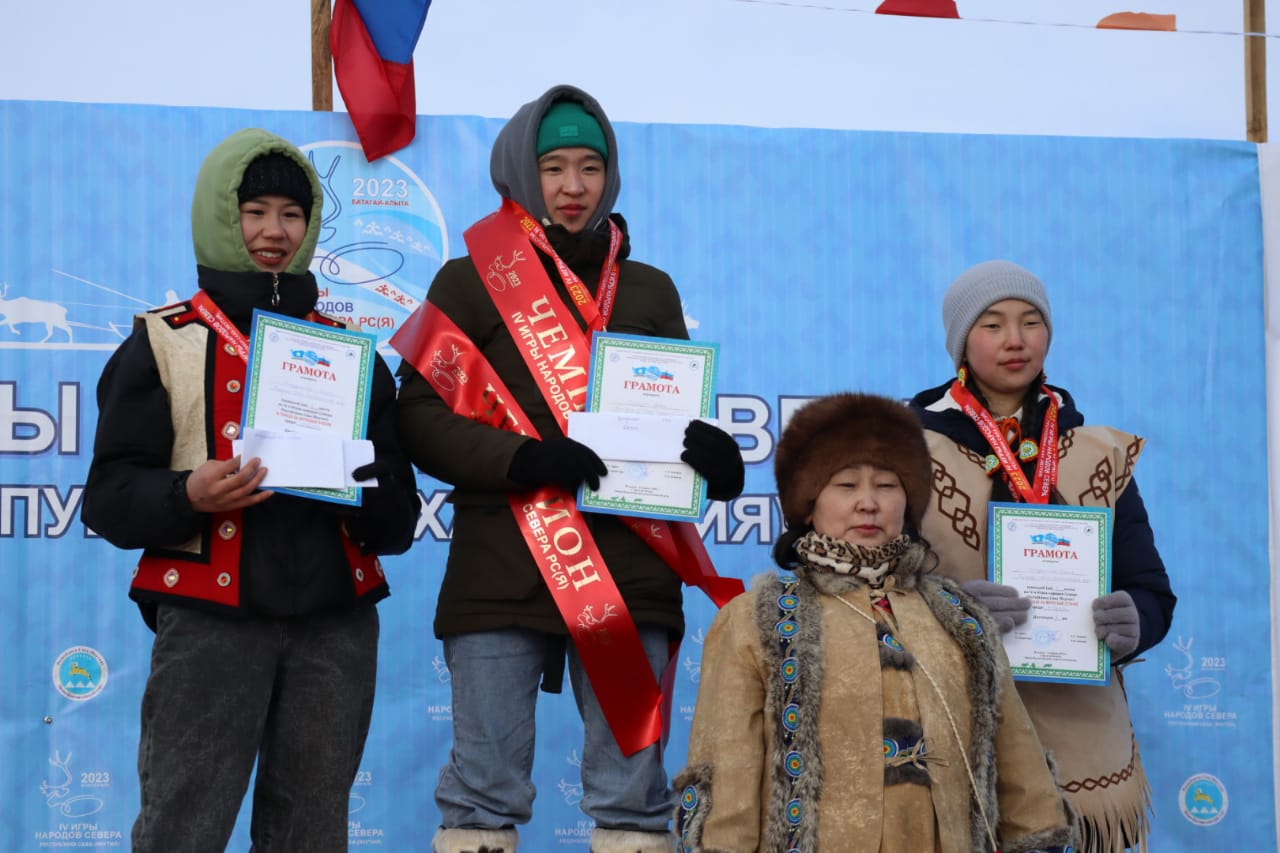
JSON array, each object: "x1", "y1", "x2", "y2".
[
  {"x1": 949, "y1": 371, "x2": 1059, "y2": 504},
  {"x1": 391, "y1": 200, "x2": 742, "y2": 755}
]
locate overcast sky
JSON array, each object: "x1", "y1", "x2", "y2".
[{"x1": 0, "y1": 0, "x2": 1273, "y2": 139}]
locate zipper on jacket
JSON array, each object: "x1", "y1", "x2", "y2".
[{"x1": 271, "y1": 273, "x2": 280, "y2": 307}]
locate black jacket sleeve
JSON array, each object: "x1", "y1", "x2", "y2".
[
  {"x1": 338, "y1": 353, "x2": 420, "y2": 556},
  {"x1": 81, "y1": 325, "x2": 204, "y2": 550},
  {"x1": 1112, "y1": 477, "x2": 1176, "y2": 659}
]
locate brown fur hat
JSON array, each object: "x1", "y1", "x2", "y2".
[{"x1": 775, "y1": 393, "x2": 933, "y2": 532}]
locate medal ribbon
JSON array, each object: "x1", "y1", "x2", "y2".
[
  {"x1": 191, "y1": 290, "x2": 329, "y2": 363},
  {"x1": 191, "y1": 291, "x2": 251, "y2": 363},
  {"x1": 503, "y1": 198, "x2": 622, "y2": 333},
  {"x1": 948, "y1": 377, "x2": 1059, "y2": 504}
]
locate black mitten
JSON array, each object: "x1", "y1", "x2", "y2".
[
  {"x1": 352, "y1": 460, "x2": 393, "y2": 484},
  {"x1": 336, "y1": 456, "x2": 419, "y2": 558},
  {"x1": 333, "y1": 461, "x2": 397, "y2": 519},
  {"x1": 681, "y1": 420, "x2": 745, "y2": 501},
  {"x1": 508, "y1": 437, "x2": 608, "y2": 492}
]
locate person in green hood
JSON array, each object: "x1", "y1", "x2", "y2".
[{"x1": 82, "y1": 128, "x2": 420, "y2": 851}]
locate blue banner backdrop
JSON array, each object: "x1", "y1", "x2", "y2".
[{"x1": 0, "y1": 100, "x2": 1267, "y2": 850}]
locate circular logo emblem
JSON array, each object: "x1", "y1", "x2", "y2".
[
  {"x1": 1179, "y1": 773, "x2": 1228, "y2": 826},
  {"x1": 53, "y1": 646, "x2": 108, "y2": 702},
  {"x1": 299, "y1": 141, "x2": 449, "y2": 348}
]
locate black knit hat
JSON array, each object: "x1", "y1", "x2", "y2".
[
  {"x1": 775, "y1": 393, "x2": 933, "y2": 532},
  {"x1": 238, "y1": 152, "x2": 313, "y2": 217}
]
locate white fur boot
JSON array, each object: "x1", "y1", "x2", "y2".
[
  {"x1": 431, "y1": 826, "x2": 519, "y2": 853},
  {"x1": 589, "y1": 826, "x2": 676, "y2": 853}
]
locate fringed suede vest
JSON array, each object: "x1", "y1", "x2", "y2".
[{"x1": 922, "y1": 425, "x2": 1152, "y2": 852}]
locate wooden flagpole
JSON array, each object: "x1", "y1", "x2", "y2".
[
  {"x1": 311, "y1": 0, "x2": 333, "y2": 111},
  {"x1": 1246, "y1": 0, "x2": 1267, "y2": 142}
]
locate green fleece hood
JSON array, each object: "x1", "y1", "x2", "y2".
[{"x1": 191, "y1": 128, "x2": 323, "y2": 275}]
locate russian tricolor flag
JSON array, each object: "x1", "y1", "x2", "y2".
[{"x1": 331, "y1": 0, "x2": 432, "y2": 161}]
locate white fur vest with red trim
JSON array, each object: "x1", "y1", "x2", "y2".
[{"x1": 130, "y1": 302, "x2": 385, "y2": 612}]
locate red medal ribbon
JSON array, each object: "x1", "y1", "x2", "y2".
[
  {"x1": 190, "y1": 290, "x2": 328, "y2": 363},
  {"x1": 506, "y1": 198, "x2": 622, "y2": 333},
  {"x1": 191, "y1": 291, "x2": 251, "y2": 363},
  {"x1": 948, "y1": 378, "x2": 1059, "y2": 504}
]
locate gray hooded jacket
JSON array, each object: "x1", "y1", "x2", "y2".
[{"x1": 489, "y1": 84, "x2": 622, "y2": 233}]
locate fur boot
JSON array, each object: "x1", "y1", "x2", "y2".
[
  {"x1": 589, "y1": 826, "x2": 675, "y2": 853},
  {"x1": 431, "y1": 826, "x2": 519, "y2": 853}
]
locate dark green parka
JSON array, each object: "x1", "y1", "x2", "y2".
[{"x1": 395, "y1": 86, "x2": 690, "y2": 639}]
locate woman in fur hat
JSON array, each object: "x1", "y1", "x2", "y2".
[
  {"x1": 674, "y1": 393, "x2": 1077, "y2": 853},
  {"x1": 909, "y1": 260, "x2": 1176, "y2": 852}
]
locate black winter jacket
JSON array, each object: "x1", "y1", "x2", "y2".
[
  {"x1": 83, "y1": 266, "x2": 419, "y2": 626},
  {"x1": 396, "y1": 218, "x2": 691, "y2": 639}
]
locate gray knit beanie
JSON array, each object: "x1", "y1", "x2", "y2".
[{"x1": 942, "y1": 260, "x2": 1053, "y2": 368}]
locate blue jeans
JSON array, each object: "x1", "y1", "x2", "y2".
[
  {"x1": 435, "y1": 626, "x2": 675, "y2": 831},
  {"x1": 132, "y1": 604, "x2": 378, "y2": 853}
]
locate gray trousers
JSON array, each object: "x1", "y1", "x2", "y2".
[{"x1": 131, "y1": 603, "x2": 379, "y2": 853}]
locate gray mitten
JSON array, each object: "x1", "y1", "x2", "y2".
[
  {"x1": 960, "y1": 579, "x2": 1031, "y2": 633},
  {"x1": 1093, "y1": 590, "x2": 1140, "y2": 659}
]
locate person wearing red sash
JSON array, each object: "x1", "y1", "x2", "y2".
[
  {"x1": 394, "y1": 86, "x2": 745, "y2": 853},
  {"x1": 82, "y1": 128, "x2": 420, "y2": 851},
  {"x1": 908, "y1": 260, "x2": 1176, "y2": 852}
]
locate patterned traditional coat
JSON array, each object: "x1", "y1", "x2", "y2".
[{"x1": 675, "y1": 542, "x2": 1076, "y2": 853}]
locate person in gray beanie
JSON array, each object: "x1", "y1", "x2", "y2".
[
  {"x1": 908, "y1": 260, "x2": 1176, "y2": 852},
  {"x1": 393, "y1": 85, "x2": 745, "y2": 853},
  {"x1": 941, "y1": 259, "x2": 1053, "y2": 370}
]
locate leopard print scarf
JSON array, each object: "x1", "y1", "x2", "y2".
[{"x1": 793, "y1": 531, "x2": 912, "y2": 587}]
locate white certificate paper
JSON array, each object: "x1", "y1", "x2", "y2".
[
  {"x1": 240, "y1": 310, "x2": 377, "y2": 505},
  {"x1": 571, "y1": 333, "x2": 719, "y2": 520},
  {"x1": 988, "y1": 503, "x2": 1113, "y2": 685}
]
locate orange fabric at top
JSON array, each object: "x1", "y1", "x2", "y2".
[
  {"x1": 1098, "y1": 12, "x2": 1177, "y2": 31},
  {"x1": 875, "y1": 0, "x2": 960, "y2": 18}
]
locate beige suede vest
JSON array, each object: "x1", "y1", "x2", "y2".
[{"x1": 922, "y1": 426, "x2": 1152, "y2": 852}]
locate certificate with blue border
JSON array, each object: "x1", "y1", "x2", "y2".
[
  {"x1": 575, "y1": 332, "x2": 719, "y2": 521},
  {"x1": 989, "y1": 502, "x2": 1113, "y2": 685},
  {"x1": 240, "y1": 310, "x2": 376, "y2": 506}
]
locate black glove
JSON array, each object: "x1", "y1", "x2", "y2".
[
  {"x1": 508, "y1": 437, "x2": 608, "y2": 492},
  {"x1": 333, "y1": 456, "x2": 419, "y2": 555},
  {"x1": 681, "y1": 420, "x2": 745, "y2": 501},
  {"x1": 960, "y1": 580, "x2": 1031, "y2": 633},
  {"x1": 352, "y1": 460, "x2": 394, "y2": 484}
]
